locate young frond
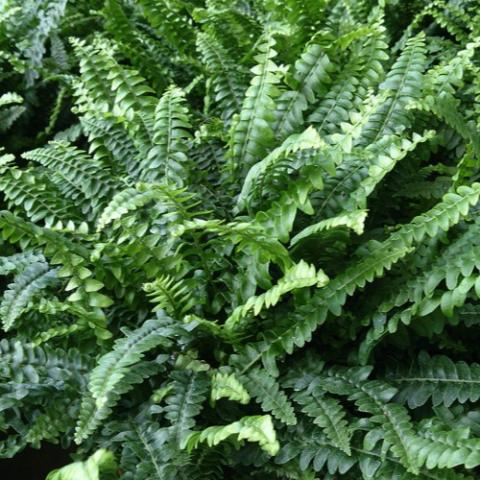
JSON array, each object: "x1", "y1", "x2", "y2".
[
  {"x1": 210, "y1": 371, "x2": 250, "y2": 404},
  {"x1": 224, "y1": 260, "x2": 328, "y2": 334},
  {"x1": 185, "y1": 415, "x2": 280, "y2": 456}
]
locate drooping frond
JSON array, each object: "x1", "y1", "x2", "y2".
[
  {"x1": 46, "y1": 449, "x2": 117, "y2": 480},
  {"x1": 320, "y1": 366, "x2": 418, "y2": 472},
  {"x1": 247, "y1": 183, "x2": 480, "y2": 364},
  {"x1": 210, "y1": 371, "x2": 250, "y2": 404},
  {"x1": 185, "y1": 415, "x2": 280, "y2": 456},
  {"x1": 290, "y1": 209, "x2": 367, "y2": 246},
  {"x1": 224, "y1": 260, "x2": 328, "y2": 334}
]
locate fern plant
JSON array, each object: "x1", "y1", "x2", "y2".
[{"x1": 1, "y1": 0, "x2": 480, "y2": 479}]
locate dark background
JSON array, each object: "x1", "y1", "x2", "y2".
[{"x1": 0, "y1": 444, "x2": 73, "y2": 479}]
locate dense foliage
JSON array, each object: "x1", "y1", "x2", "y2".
[{"x1": 1, "y1": 0, "x2": 480, "y2": 478}]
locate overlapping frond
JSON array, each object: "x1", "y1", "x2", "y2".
[{"x1": 3, "y1": 1, "x2": 480, "y2": 479}]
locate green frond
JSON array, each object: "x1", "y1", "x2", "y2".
[
  {"x1": 103, "y1": 0, "x2": 169, "y2": 92},
  {"x1": 1, "y1": 261, "x2": 58, "y2": 331},
  {"x1": 0, "y1": 338, "x2": 90, "y2": 386},
  {"x1": 0, "y1": 211, "x2": 113, "y2": 314},
  {"x1": 140, "y1": 86, "x2": 193, "y2": 185},
  {"x1": 164, "y1": 370, "x2": 210, "y2": 447},
  {"x1": 137, "y1": 0, "x2": 195, "y2": 57},
  {"x1": 407, "y1": 419, "x2": 480, "y2": 470},
  {"x1": 22, "y1": 141, "x2": 116, "y2": 217},
  {"x1": 2, "y1": 0, "x2": 68, "y2": 85},
  {"x1": 75, "y1": 361, "x2": 162, "y2": 445},
  {"x1": 242, "y1": 367, "x2": 297, "y2": 426},
  {"x1": 359, "y1": 33, "x2": 427, "y2": 144},
  {"x1": 197, "y1": 32, "x2": 247, "y2": 124},
  {"x1": 389, "y1": 352, "x2": 480, "y2": 409},
  {"x1": 143, "y1": 274, "x2": 196, "y2": 317},
  {"x1": 358, "y1": 218, "x2": 480, "y2": 362},
  {"x1": 254, "y1": 183, "x2": 480, "y2": 363},
  {"x1": 46, "y1": 449, "x2": 117, "y2": 480},
  {"x1": 111, "y1": 420, "x2": 184, "y2": 479},
  {"x1": 194, "y1": 2, "x2": 261, "y2": 57},
  {"x1": 314, "y1": 130, "x2": 434, "y2": 220},
  {"x1": 237, "y1": 126, "x2": 326, "y2": 211},
  {"x1": 25, "y1": 401, "x2": 76, "y2": 448},
  {"x1": 291, "y1": 209, "x2": 367, "y2": 246},
  {"x1": 176, "y1": 218, "x2": 293, "y2": 271},
  {"x1": 72, "y1": 36, "x2": 155, "y2": 122},
  {"x1": 80, "y1": 115, "x2": 141, "y2": 178},
  {"x1": 96, "y1": 186, "x2": 158, "y2": 232},
  {"x1": 273, "y1": 43, "x2": 333, "y2": 141},
  {"x1": 229, "y1": 33, "x2": 283, "y2": 176},
  {"x1": 0, "y1": 167, "x2": 81, "y2": 226},
  {"x1": 185, "y1": 415, "x2": 280, "y2": 456},
  {"x1": 321, "y1": 368, "x2": 418, "y2": 472},
  {"x1": 415, "y1": 0, "x2": 476, "y2": 44},
  {"x1": 292, "y1": 387, "x2": 352, "y2": 454},
  {"x1": 0, "y1": 251, "x2": 46, "y2": 275},
  {"x1": 96, "y1": 182, "x2": 196, "y2": 232},
  {"x1": 308, "y1": 25, "x2": 389, "y2": 135},
  {"x1": 210, "y1": 371, "x2": 250, "y2": 404},
  {"x1": 70, "y1": 37, "x2": 118, "y2": 115},
  {"x1": 275, "y1": 423, "x2": 356, "y2": 476},
  {"x1": 224, "y1": 260, "x2": 328, "y2": 334},
  {"x1": 0, "y1": 92, "x2": 23, "y2": 108},
  {"x1": 75, "y1": 315, "x2": 175, "y2": 443},
  {"x1": 0, "y1": 92, "x2": 25, "y2": 132}
]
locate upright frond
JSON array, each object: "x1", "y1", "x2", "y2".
[{"x1": 229, "y1": 33, "x2": 283, "y2": 176}]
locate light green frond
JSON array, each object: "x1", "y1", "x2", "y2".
[
  {"x1": 185, "y1": 415, "x2": 280, "y2": 456},
  {"x1": 210, "y1": 371, "x2": 250, "y2": 404}
]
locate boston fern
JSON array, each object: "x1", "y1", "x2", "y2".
[{"x1": 1, "y1": 0, "x2": 480, "y2": 478}]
